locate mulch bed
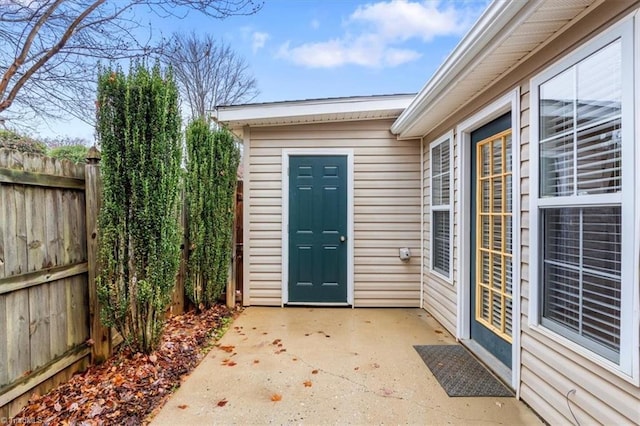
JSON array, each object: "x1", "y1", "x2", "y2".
[{"x1": 10, "y1": 305, "x2": 238, "y2": 425}]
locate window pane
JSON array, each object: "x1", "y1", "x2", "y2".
[
  {"x1": 540, "y1": 134, "x2": 574, "y2": 197},
  {"x1": 542, "y1": 207, "x2": 621, "y2": 360},
  {"x1": 539, "y1": 40, "x2": 622, "y2": 199},
  {"x1": 576, "y1": 119, "x2": 621, "y2": 195},
  {"x1": 432, "y1": 210, "x2": 450, "y2": 276},
  {"x1": 540, "y1": 68, "x2": 574, "y2": 140},
  {"x1": 431, "y1": 140, "x2": 450, "y2": 206},
  {"x1": 576, "y1": 40, "x2": 621, "y2": 128}
]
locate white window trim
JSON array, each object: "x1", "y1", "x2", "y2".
[
  {"x1": 281, "y1": 149, "x2": 355, "y2": 307},
  {"x1": 528, "y1": 13, "x2": 639, "y2": 384},
  {"x1": 429, "y1": 131, "x2": 454, "y2": 283},
  {"x1": 456, "y1": 89, "x2": 521, "y2": 393}
]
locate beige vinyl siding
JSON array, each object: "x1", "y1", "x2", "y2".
[
  {"x1": 418, "y1": 2, "x2": 639, "y2": 423},
  {"x1": 422, "y1": 139, "x2": 457, "y2": 335},
  {"x1": 247, "y1": 119, "x2": 421, "y2": 307}
]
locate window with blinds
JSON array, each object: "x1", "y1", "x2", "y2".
[
  {"x1": 430, "y1": 135, "x2": 452, "y2": 279},
  {"x1": 537, "y1": 38, "x2": 624, "y2": 363}
]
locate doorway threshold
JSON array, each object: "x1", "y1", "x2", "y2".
[{"x1": 460, "y1": 339, "x2": 512, "y2": 389}]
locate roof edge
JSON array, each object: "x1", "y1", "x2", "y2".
[
  {"x1": 214, "y1": 94, "x2": 415, "y2": 128},
  {"x1": 390, "y1": 0, "x2": 535, "y2": 137}
]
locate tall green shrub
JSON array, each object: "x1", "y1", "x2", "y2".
[
  {"x1": 96, "y1": 63, "x2": 182, "y2": 353},
  {"x1": 185, "y1": 120, "x2": 239, "y2": 308}
]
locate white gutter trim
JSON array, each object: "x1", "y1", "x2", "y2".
[
  {"x1": 215, "y1": 94, "x2": 414, "y2": 125},
  {"x1": 390, "y1": 0, "x2": 532, "y2": 136}
]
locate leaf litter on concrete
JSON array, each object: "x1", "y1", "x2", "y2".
[{"x1": 13, "y1": 305, "x2": 238, "y2": 425}]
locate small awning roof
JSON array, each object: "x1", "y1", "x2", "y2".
[
  {"x1": 214, "y1": 94, "x2": 415, "y2": 130},
  {"x1": 391, "y1": 0, "x2": 598, "y2": 139}
]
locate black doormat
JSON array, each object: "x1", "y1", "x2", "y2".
[{"x1": 414, "y1": 345, "x2": 513, "y2": 397}]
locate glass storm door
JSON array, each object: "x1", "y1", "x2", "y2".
[{"x1": 470, "y1": 113, "x2": 513, "y2": 368}]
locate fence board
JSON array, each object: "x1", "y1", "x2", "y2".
[
  {"x1": 5, "y1": 289, "x2": 30, "y2": 384},
  {"x1": 29, "y1": 283, "x2": 51, "y2": 369},
  {"x1": 25, "y1": 156, "x2": 47, "y2": 272},
  {"x1": 0, "y1": 297, "x2": 7, "y2": 387},
  {"x1": 68, "y1": 276, "x2": 88, "y2": 346},
  {"x1": 49, "y1": 279, "x2": 68, "y2": 359},
  {"x1": 0, "y1": 262, "x2": 88, "y2": 295}
]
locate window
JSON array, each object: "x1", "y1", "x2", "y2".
[
  {"x1": 531, "y1": 17, "x2": 635, "y2": 374},
  {"x1": 430, "y1": 133, "x2": 452, "y2": 279}
]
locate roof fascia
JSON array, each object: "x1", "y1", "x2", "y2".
[
  {"x1": 390, "y1": 0, "x2": 537, "y2": 137},
  {"x1": 214, "y1": 95, "x2": 414, "y2": 125}
]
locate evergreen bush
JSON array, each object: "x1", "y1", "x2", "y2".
[
  {"x1": 185, "y1": 120, "x2": 239, "y2": 308},
  {"x1": 96, "y1": 63, "x2": 182, "y2": 353},
  {"x1": 48, "y1": 145, "x2": 89, "y2": 163}
]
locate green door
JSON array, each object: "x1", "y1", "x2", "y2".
[
  {"x1": 470, "y1": 112, "x2": 513, "y2": 369},
  {"x1": 288, "y1": 155, "x2": 348, "y2": 303}
]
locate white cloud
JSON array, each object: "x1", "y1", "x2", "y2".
[
  {"x1": 252, "y1": 31, "x2": 269, "y2": 53},
  {"x1": 277, "y1": 0, "x2": 477, "y2": 68}
]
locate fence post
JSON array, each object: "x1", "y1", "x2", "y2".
[
  {"x1": 85, "y1": 147, "x2": 111, "y2": 363},
  {"x1": 170, "y1": 190, "x2": 186, "y2": 316},
  {"x1": 226, "y1": 184, "x2": 239, "y2": 309}
]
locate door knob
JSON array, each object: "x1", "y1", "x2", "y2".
[{"x1": 340, "y1": 235, "x2": 346, "y2": 242}]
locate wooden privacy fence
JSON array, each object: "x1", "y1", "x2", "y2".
[
  {"x1": 0, "y1": 148, "x2": 107, "y2": 418},
  {"x1": 0, "y1": 147, "x2": 243, "y2": 418}
]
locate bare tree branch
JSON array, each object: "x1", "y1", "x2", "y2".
[
  {"x1": 0, "y1": 0, "x2": 262, "y2": 126},
  {"x1": 160, "y1": 32, "x2": 258, "y2": 120}
]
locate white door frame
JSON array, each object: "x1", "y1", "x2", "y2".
[
  {"x1": 455, "y1": 89, "x2": 521, "y2": 393},
  {"x1": 281, "y1": 149, "x2": 355, "y2": 306}
]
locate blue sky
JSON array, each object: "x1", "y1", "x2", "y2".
[{"x1": 39, "y1": 0, "x2": 489, "y2": 141}]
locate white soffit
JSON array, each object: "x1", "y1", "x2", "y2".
[
  {"x1": 391, "y1": 0, "x2": 599, "y2": 139},
  {"x1": 214, "y1": 94, "x2": 415, "y2": 130}
]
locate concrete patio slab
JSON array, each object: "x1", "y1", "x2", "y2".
[{"x1": 150, "y1": 307, "x2": 542, "y2": 425}]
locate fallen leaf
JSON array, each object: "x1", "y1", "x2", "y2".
[
  {"x1": 149, "y1": 354, "x2": 158, "y2": 363},
  {"x1": 113, "y1": 374, "x2": 125, "y2": 386},
  {"x1": 435, "y1": 330, "x2": 443, "y2": 334},
  {"x1": 54, "y1": 402, "x2": 62, "y2": 412},
  {"x1": 372, "y1": 363, "x2": 380, "y2": 368},
  {"x1": 226, "y1": 361, "x2": 237, "y2": 367},
  {"x1": 272, "y1": 339, "x2": 281, "y2": 345},
  {"x1": 304, "y1": 333, "x2": 310, "y2": 336},
  {"x1": 354, "y1": 367, "x2": 359, "y2": 371},
  {"x1": 217, "y1": 399, "x2": 228, "y2": 407},
  {"x1": 219, "y1": 345, "x2": 235, "y2": 353},
  {"x1": 303, "y1": 381, "x2": 312, "y2": 387},
  {"x1": 311, "y1": 369, "x2": 319, "y2": 375},
  {"x1": 270, "y1": 393, "x2": 282, "y2": 402},
  {"x1": 253, "y1": 359, "x2": 260, "y2": 364},
  {"x1": 178, "y1": 404, "x2": 188, "y2": 409},
  {"x1": 381, "y1": 388, "x2": 394, "y2": 396},
  {"x1": 292, "y1": 358, "x2": 298, "y2": 361}
]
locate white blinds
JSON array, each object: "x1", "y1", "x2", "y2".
[
  {"x1": 538, "y1": 39, "x2": 623, "y2": 362},
  {"x1": 431, "y1": 138, "x2": 451, "y2": 277},
  {"x1": 432, "y1": 142, "x2": 450, "y2": 206},
  {"x1": 539, "y1": 40, "x2": 622, "y2": 198},
  {"x1": 432, "y1": 211, "x2": 450, "y2": 275},
  {"x1": 542, "y1": 207, "x2": 621, "y2": 361}
]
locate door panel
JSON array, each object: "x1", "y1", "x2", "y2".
[
  {"x1": 289, "y1": 156, "x2": 348, "y2": 303},
  {"x1": 470, "y1": 113, "x2": 513, "y2": 368}
]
